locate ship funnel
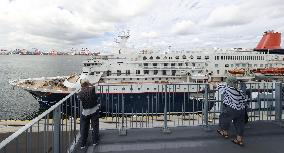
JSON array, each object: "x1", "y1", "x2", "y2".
[{"x1": 255, "y1": 30, "x2": 281, "y2": 50}]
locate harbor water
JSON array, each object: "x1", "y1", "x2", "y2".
[{"x1": 0, "y1": 55, "x2": 89, "y2": 120}]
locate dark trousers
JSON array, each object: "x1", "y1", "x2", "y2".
[
  {"x1": 219, "y1": 105, "x2": 245, "y2": 136},
  {"x1": 80, "y1": 111, "x2": 99, "y2": 146}
]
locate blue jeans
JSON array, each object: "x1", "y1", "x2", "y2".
[{"x1": 80, "y1": 111, "x2": 99, "y2": 147}]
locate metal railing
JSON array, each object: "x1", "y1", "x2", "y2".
[
  {"x1": 0, "y1": 89, "x2": 81, "y2": 153},
  {"x1": 98, "y1": 82, "x2": 283, "y2": 134},
  {"x1": 1, "y1": 82, "x2": 283, "y2": 152}
]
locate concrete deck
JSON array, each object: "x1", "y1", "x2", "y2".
[{"x1": 74, "y1": 121, "x2": 284, "y2": 153}]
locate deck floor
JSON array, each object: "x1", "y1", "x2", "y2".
[{"x1": 74, "y1": 121, "x2": 284, "y2": 153}]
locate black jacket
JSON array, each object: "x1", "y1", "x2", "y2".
[{"x1": 77, "y1": 86, "x2": 98, "y2": 109}]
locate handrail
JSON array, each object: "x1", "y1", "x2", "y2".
[{"x1": 0, "y1": 88, "x2": 80, "y2": 150}]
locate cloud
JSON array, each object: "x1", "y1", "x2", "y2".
[
  {"x1": 141, "y1": 31, "x2": 159, "y2": 38},
  {"x1": 0, "y1": 0, "x2": 283, "y2": 50},
  {"x1": 172, "y1": 20, "x2": 199, "y2": 35},
  {"x1": 0, "y1": 0, "x2": 152, "y2": 49},
  {"x1": 204, "y1": 5, "x2": 252, "y2": 27}
]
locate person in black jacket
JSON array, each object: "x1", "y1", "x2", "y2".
[{"x1": 77, "y1": 79, "x2": 100, "y2": 149}]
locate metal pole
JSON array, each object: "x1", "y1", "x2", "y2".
[
  {"x1": 119, "y1": 94, "x2": 127, "y2": 135},
  {"x1": 163, "y1": 84, "x2": 171, "y2": 133},
  {"x1": 53, "y1": 106, "x2": 61, "y2": 153},
  {"x1": 203, "y1": 84, "x2": 209, "y2": 131},
  {"x1": 275, "y1": 82, "x2": 282, "y2": 123}
]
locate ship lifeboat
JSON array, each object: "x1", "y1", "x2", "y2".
[
  {"x1": 259, "y1": 67, "x2": 284, "y2": 74},
  {"x1": 228, "y1": 68, "x2": 245, "y2": 75}
]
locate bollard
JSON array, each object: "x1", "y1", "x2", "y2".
[
  {"x1": 163, "y1": 84, "x2": 171, "y2": 134},
  {"x1": 275, "y1": 82, "x2": 282, "y2": 124},
  {"x1": 53, "y1": 106, "x2": 61, "y2": 153}
]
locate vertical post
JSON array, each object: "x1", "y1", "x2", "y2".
[
  {"x1": 275, "y1": 82, "x2": 282, "y2": 123},
  {"x1": 53, "y1": 106, "x2": 61, "y2": 153},
  {"x1": 163, "y1": 84, "x2": 171, "y2": 133},
  {"x1": 119, "y1": 93, "x2": 127, "y2": 135},
  {"x1": 203, "y1": 84, "x2": 209, "y2": 130}
]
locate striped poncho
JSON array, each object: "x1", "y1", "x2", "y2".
[{"x1": 217, "y1": 84, "x2": 247, "y2": 110}]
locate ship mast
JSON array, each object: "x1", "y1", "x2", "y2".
[{"x1": 115, "y1": 30, "x2": 130, "y2": 54}]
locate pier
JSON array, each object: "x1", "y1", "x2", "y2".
[{"x1": 0, "y1": 82, "x2": 283, "y2": 153}]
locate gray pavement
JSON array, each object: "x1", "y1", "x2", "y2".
[{"x1": 75, "y1": 121, "x2": 284, "y2": 153}]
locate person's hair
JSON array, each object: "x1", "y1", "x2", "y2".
[
  {"x1": 80, "y1": 79, "x2": 90, "y2": 88},
  {"x1": 226, "y1": 76, "x2": 238, "y2": 88}
]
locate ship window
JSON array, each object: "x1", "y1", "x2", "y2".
[
  {"x1": 163, "y1": 70, "x2": 167, "y2": 75},
  {"x1": 152, "y1": 78, "x2": 154, "y2": 80},
  {"x1": 197, "y1": 56, "x2": 201, "y2": 59},
  {"x1": 153, "y1": 63, "x2": 157, "y2": 67},
  {"x1": 154, "y1": 70, "x2": 158, "y2": 75},
  {"x1": 126, "y1": 70, "x2": 130, "y2": 75},
  {"x1": 159, "y1": 78, "x2": 161, "y2": 80},
  {"x1": 122, "y1": 87, "x2": 125, "y2": 90},
  {"x1": 145, "y1": 78, "x2": 147, "y2": 80},
  {"x1": 156, "y1": 56, "x2": 160, "y2": 59},
  {"x1": 144, "y1": 63, "x2": 148, "y2": 66},
  {"x1": 149, "y1": 56, "x2": 153, "y2": 60},
  {"x1": 169, "y1": 57, "x2": 172, "y2": 59},
  {"x1": 248, "y1": 64, "x2": 252, "y2": 67},
  {"x1": 231, "y1": 64, "x2": 234, "y2": 67},
  {"x1": 164, "y1": 63, "x2": 168, "y2": 66},
  {"x1": 260, "y1": 64, "x2": 263, "y2": 67},
  {"x1": 107, "y1": 70, "x2": 111, "y2": 76},
  {"x1": 215, "y1": 64, "x2": 218, "y2": 68},
  {"x1": 130, "y1": 78, "x2": 132, "y2": 80},
  {"x1": 254, "y1": 64, "x2": 257, "y2": 67},
  {"x1": 143, "y1": 56, "x2": 147, "y2": 60},
  {"x1": 236, "y1": 64, "x2": 240, "y2": 67},
  {"x1": 242, "y1": 64, "x2": 246, "y2": 67},
  {"x1": 138, "y1": 88, "x2": 140, "y2": 90},
  {"x1": 182, "y1": 55, "x2": 186, "y2": 59},
  {"x1": 171, "y1": 63, "x2": 175, "y2": 66},
  {"x1": 217, "y1": 56, "x2": 219, "y2": 60},
  {"x1": 217, "y1": 70, "x2": 219, "y2": 74},
  {"x1": 136, "y1": 70, "x2": 140, "y2": 74},
  {"x1": 205, "y1": 56, "x2": 209, "y2": 60},
  {"x1": 225, "y1": 64, "x2": 229, "y2": 67},
  {"x1": 147, "y1": 88, "x2": 149, "y2": 90},
  {"x1": 221, "y1": 56, "x2": 223, "y2": 60},
  {"x1": 117, "y1": 70, "x2": 121, "y2": 76},
  {"x1": 123, "y1": 78, "x2": 125, "y2": 80},
  {"x1": 90, "y1": 72, "x2": 94, "y2": 75},
  {"x1": 175, "y1": 56, "x2": 179, "y2": 59},
  {"x1": 164, "y1": 56, "x2": 167, "y2": 59},
  {"x1": 96, "y1": 72, "x2": 100, "y2": 74},
  {"x1": 172, "y1": 70, "x2": 176, "y2": 76},
  {"x1": 178, "y1": 63, "x2": 182, "y2": 66},
  {"x1": 154, "y1": 88, "x2": 157, "y2": 90},
  {"x1": 137, "y1": 78, "x2": 139, "y2": 80},
  {"x1": 144, "y1": 70, "x2": 149, "y2": 74},
  {"x1": 190, "y1": 55, "x2": 194, "y2": 59}
]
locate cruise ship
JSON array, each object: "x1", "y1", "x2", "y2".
[{"x1": 10, "y1": 31, "x2": 284, "y2": 113}]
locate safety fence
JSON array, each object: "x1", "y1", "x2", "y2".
[
  {"x1": 0, "y1": 82, "x2": 283, "y2": 152},
  {"x1": 0, "y1": 89, "x2": 81, "y2": 153}
]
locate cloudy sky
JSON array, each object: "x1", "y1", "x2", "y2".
[{"x1": 0, "y1": 0, "x2": 284, "y2": 52}]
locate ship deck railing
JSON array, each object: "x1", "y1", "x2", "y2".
[{"x1": 0, "y1": 82, "x2": 284, "y2": 153}]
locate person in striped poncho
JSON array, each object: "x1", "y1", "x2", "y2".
[{"x1": 216, "y1": 77, "x2": 247, "y2": 146}]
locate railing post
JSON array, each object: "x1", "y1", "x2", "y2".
[
  {"x1": 53, "y1": 106, "x2": 61, "y2": 153},
  {"x1": 163, "y1": 84, "x2": 171, "y2": 134},
  {"x1": 119, "y1": 93, "x2": 127, "y2": 135},
  {"x1": 275, "y1": 82, "x2": 282, "y2": 124},
  {"x1": 203, "y1": 84, "x2": 210, "y2": 131}
]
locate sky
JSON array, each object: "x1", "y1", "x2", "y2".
[{"x1": 0, "y1": 0, "x2": 284, "y2": 52}]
